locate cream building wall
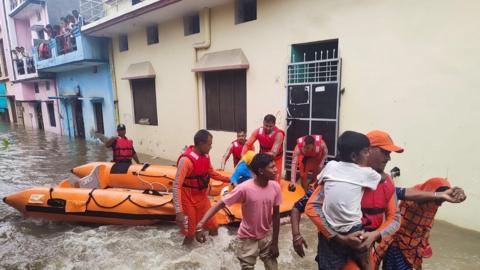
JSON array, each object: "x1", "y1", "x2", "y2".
[{"x1": 111, "y1": 0, "x2": 480, "y2": 231}]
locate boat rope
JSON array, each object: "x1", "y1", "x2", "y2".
[
  {"x1": 134, "y1": 167, "x2": 170, "y2": 192},
  {"x1": 86, "y1": 188, "x2": 173, "y2": 210}
]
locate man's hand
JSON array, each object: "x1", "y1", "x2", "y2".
[
  {"x1": 292, "y1": 234, "x2": 308, "y2": 257},
  {"x1": 269, "y1": 242, "x2": 280, "y2": 258},
  {"x1": 335, "y1": 231, "x2": 363, "y2": 248},
  {"x1": 195, "y1": 227, "x2": 207, "y2": 243},
  {"x1": 357, "y1": 231, "x2": 380, "y2": 252},
  {"x1": 288, "y1": 182, "x2": 296, "y2": 192},
  {"x1": 440, "y1": 187, "x2": 466, "y2": 203},
  {"x1": 175, "y1": 212, "x2": 185, "y2": 231}
]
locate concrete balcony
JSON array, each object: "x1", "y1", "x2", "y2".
[
  {"x1": 9, "y1": 0, "x2": 45, "y2": 19},
  {"x1": 12, "y1": 56, "x2": 38, "y2": 81},
  {"x1": 34, "y1": 27, "x2": 110, "y2": 72}
]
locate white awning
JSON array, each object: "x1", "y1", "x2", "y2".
[
  {"x1": 192, "y1": 49, "x2": 249, "y2": 72},
  {"x1": 122, "y1": 61, "x2": 156, "y2": 80}
]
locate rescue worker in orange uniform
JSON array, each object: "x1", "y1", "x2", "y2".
[
  {"x1": 289, "y1": 134, "x2": 328, "y2": 191},
  {"x1": 173, "y1": 129, "x2": 230, "y2": 245},
  {"x1": 105, "y1": 124, "x2": 140, "y2": 164},
  {"x1": 220, "y1": 130, "x2": 247, "y2": 170},
  {"x1": 242, "y1": 114, "x2": 285, "y2": 183}
]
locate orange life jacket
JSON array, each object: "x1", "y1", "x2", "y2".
[
  {"x1": 361, "y1": 175, "x2": 395, "y2": 231},
  {"x1": 297, "y1": 134, "x2": 325, "y2": 157},
  {"x1": 112, "y1": 137, "x2": 134, "y2": 162},
  {"x1": 257, "y1": 127, "x2": 285, "y2": 160},
  {"x1": 177, "y1": 146, "x2": 211, "y2": 197},
  {"x1": 231, "y1": 140, "x2": 244, "y2": 167}
]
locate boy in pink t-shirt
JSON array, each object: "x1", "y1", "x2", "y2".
[{"x1": 196, "y1": 154, "x2": 282, "y2": 270}]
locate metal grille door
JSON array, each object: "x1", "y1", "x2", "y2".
[{"x1": 285, "y1": 47, "x2": 341, "y2": 179}]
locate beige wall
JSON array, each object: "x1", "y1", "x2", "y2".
[{"x1": 112, "y1": 0, "x2": 480, "y2": 231}]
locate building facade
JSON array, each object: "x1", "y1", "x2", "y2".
[{"x1": 81, "y1": 0, "x2": 480, "y2": 232}]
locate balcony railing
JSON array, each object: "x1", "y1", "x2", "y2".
[
  {"x1": 10, "y1": 0, "x2": 26, "y2": 11},
  {"x1": 80, "y1": 0, "x2": 145, "y2": 24},
  {"x1": 34, "y1": 25, "x2": 109, "y2": 71},
  {"x1": 12, "y1": 56, "x2": 36, "y2": 78}
]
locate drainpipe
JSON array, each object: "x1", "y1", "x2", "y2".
[
  {"x1": 192, "y1": 7, "x2": 211, "y2": 129},
  {"x1": 108, "y1": 39, "x2": 120, "y2": 128}
]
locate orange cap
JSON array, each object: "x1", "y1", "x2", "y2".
[{"x1": 367, "y1": 130, "x2": 404, "y2": 153}]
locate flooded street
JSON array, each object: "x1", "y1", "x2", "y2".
[{"x1": 1, "y1": 122, "x2": 479, "y2": 270}]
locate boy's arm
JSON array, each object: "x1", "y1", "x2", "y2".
[
  {"x1": 270, "y1": 205, "x2": 280, "y2": 258},
  {"x1": 242, "y1": 129, "x2": 258, "y2": 156},
  {"x1": 195, "y1": 200, "x2": 226, "y2": 243}
]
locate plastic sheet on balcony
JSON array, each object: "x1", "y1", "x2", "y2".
[
  {"x1": 192, "y1": 49, "x2": 249, "y2": 72},
  {"x1": 121, "y1": 61, "x2": 155, "y2": 80}
]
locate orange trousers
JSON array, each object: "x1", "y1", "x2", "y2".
[{"x1": 181, "y1": 196, "x2": 217, "y2": 237}]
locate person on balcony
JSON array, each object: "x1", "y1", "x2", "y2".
[{"x1": 72, "y1": 10, "x2": 84, "y2": 27}]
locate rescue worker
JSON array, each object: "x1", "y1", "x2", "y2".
[
  {"x1": 105, "y1": 124, "x2": 140, "y2": 164},
  {"x1": 173, "y1": 129, "x2": 230, "y2": 245},
  {"x1": 220, "y1": 130, "x2": 247, "y2": 170},
  {"x1": 374, "y1": 178, "x2": 466, "y2": 270},
  {"x1": 242, "y1": 114, "x2": 285, "y2": 182},
  {"x1": 289, "y1": 134, "x2": 328, "y2": 191}
]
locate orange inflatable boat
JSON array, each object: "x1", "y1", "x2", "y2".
[
  {"x1": 71, "y1": 162, "x2": 229, "y2": 196},
  {"x1": 3, "y1": 164, "x2": 305, "y2": 226}
]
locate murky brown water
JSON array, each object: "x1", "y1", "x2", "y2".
[{"x1": 1, "y1": 122, "x2": 479, "y2": 269}]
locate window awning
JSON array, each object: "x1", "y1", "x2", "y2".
[
  {"x1": 78, "y1": 97, "x2": 104, "y2": 103},
  {"x1": 122, "y1": 62, "x2": 156, "y2": 80},
  {"x1": 48, "y1": 95, "x2": 78, "y2": 100},
  {"x1": 192, "y1": 49, "x2": 249, "y2": 72}
]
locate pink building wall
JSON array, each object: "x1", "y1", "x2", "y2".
[
  {"x1": 13, "y1": 18, "x2": 32, "y2": 52},
  {"x1": 33, "y1": 80, "x2": 62, "y2": 134}
]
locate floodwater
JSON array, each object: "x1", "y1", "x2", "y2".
[{"x1": 1, "y1": 122, "x2": 479, "y2": 270}]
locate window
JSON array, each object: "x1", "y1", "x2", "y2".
[
  {"x1": 146, "y1": 25, "x2": 159, "y2": 45},
  {"x1": 119, "y1": 35, "x2": 128, "y2": 52},
  {"x1": 205, "y1": 70, "x2": 246, "y2": 132},
  {"x1": 93, "y1": 102, "x2": 104, "y2": 134},
  {"x1": 34, "y1": 82, "x2": 39, "y2": 93},
  {"x1": 132, "y1": 0, "x2": 141, "y2": 5},
  {"x1": 184, "y1": 13, "x2": 200, "y2": 36},
  {"x1": 36, "y1": 11, "x2": 41, "y2": 21},
  {"x1": 235, "y1": 0, "x2": 257, "y2": 24},
  {"x1": 45, "y1": 81, "x2": 50, "y2": 91},
  {"x1": 131, "y1": 78, "x2": 158, "y2": 125},
  {"x1": 47, "y1": 102, "x2": 56, "y2": 127}
]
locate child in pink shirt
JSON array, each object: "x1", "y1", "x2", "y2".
[{"x1": 196, "y1": 154, "x2": 282, "y2": 270}]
